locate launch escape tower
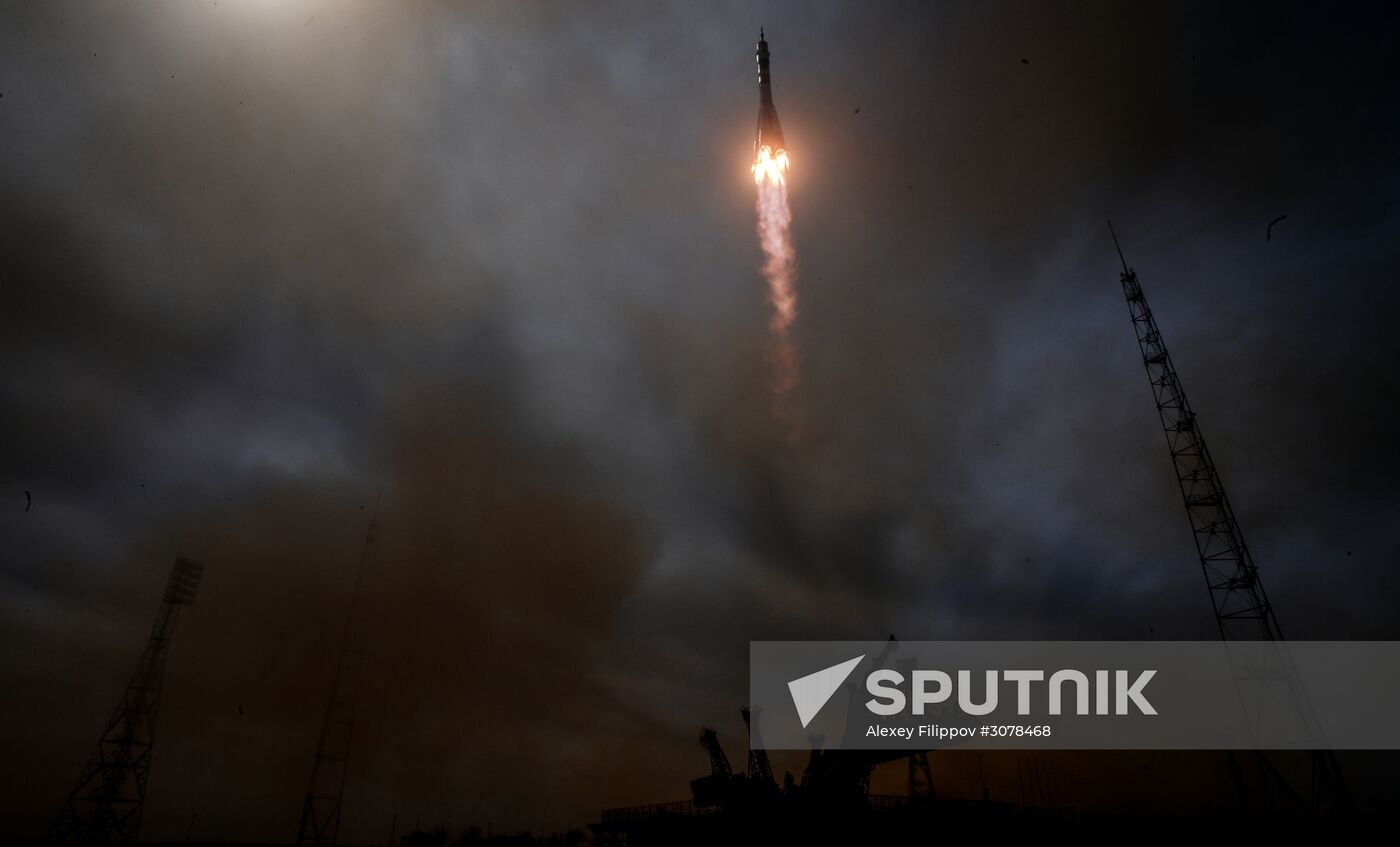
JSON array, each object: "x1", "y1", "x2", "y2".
[
  {"x1": 50, "y1": 556, "x2": 205, "y2": 843},
  {"x1": 297, "y1": 517, "x2": 379, "y2": 845},
  {"x1": 1109, "y1": 223, "x2": 1351, "y2": 814}
]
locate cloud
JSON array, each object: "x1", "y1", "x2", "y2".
[{"x1": 3, "y1": 0, "x2": 1399, "y2": 838}]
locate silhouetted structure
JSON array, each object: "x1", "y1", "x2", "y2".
[
  {"x1": 49, "y1": 556, "x2": 204, "y2": 843},
  {"x1": 739, "y1": 707, "x2": 775, "y2": 788},
  {"x1": 297, "y1": 517, "x2": 379, "y2": 845},
  {"x1": 593, "y1": 718, "x2": 1044, "y2": 846},
  {"x1": 591, "y1": 634, "x2": 994, "y2": 842},
  {"x1": 896, "y1": 656, "x2": 935, "y2": 806},
  {"x1": 1110, "y1": 222, "x2": 1352, "y2": 815}
]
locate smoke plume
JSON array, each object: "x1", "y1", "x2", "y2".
[{"x1": 752, "y1": 147, "x2": 799, "y2": 434}]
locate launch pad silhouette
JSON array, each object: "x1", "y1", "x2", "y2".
[{"x1": 43, "y1": 31, "x2": 1362, "y2": 847}]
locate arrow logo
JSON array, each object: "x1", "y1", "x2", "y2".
[{"x1": 787, "y1": 655, "x2": 865, "y2": 728}]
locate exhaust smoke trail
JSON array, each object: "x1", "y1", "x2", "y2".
[
  {"x1": 752, "y1": 30, "x2": 800, "y2": 432},
  {"x1": 752, "y1": 146, "x2": 798, "y2": 400}
]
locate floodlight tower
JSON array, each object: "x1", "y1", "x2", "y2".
[
  {"x1": 297, "y1": 517, "x2": 379, "y2": 845},
  {"x1": 1109, "y1": 223, "x2": 1351, "y2": 814},
  {"x1": 50, "y1": 556, "x2": 205, "y2": 843}
]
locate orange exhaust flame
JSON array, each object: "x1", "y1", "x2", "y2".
[{"x1": 752, "y1": 145, "x2": 790, "y2": 187}]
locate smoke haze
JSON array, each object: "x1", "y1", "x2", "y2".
[{"x1": 3, "y1": 0, "x2": 1399, "y2": 839}]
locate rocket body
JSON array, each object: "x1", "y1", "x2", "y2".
[{"x1": 755, "y1": 30, "x2": 786, "y2": 155}]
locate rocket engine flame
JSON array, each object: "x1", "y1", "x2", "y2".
[{"x1": 752, "y1": 145, "x2": 790, "y2": 187}]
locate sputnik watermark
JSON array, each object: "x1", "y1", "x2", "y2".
[
  {"x1": 863, "y1": 668, "x2": 1157, "y2": 716},
  {"x1": 750, "y1": 641, "x2": 1400, "y2": 750}
]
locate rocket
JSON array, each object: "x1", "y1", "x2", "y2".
[{"x1": 755, "y1": 28, "x2": 786, "y2": 155}]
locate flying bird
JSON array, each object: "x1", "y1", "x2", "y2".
[{"x1": 1266, "y1": 214, "x2": 1288, "y2": 242}]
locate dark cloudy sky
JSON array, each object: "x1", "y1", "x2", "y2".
[{"x1": 3, "y1": 0, "x2": 1399, "y2": 840}]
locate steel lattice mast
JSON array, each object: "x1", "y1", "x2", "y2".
[
  {"x1": 297, "y1": 517, "x2": 378, "y2": 845},
  {"x1": 50, "y1": 556, "x2": 205, "y2": 843},
  {"x1": 1111, "y1": 226, "x2": 1280, "y2": 639},
  {"x1": 1109, "y1": 223, "x2": 1351, "y2": 814}
]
